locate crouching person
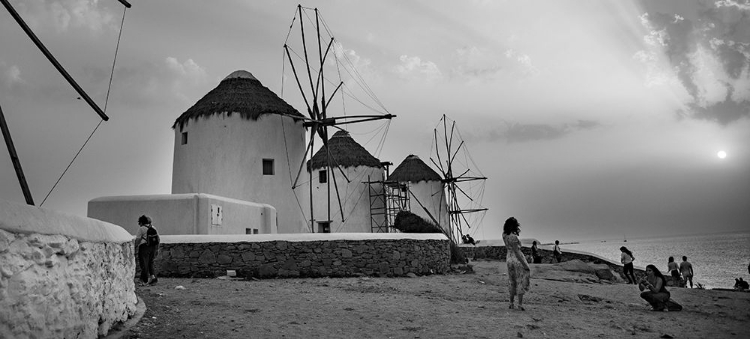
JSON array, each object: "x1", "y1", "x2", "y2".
[{"x1": 639, "y1": 264, "x2": 670, "y2": 311}]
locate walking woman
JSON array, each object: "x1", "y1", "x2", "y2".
[
  {"x1": 502, "y1": 217, "x2": 531, "y2": 310},
  {"x1": 620, "y1": 246, "x2": 636, "y2": 284}
]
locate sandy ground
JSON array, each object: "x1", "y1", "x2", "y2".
[{"x1": 123, "y1": 260, "x2": 749, "y2": 339}]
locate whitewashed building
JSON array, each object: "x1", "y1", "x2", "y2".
[
  {"x1": 89, "y1": 70, "x2": 308, "y2": 235},
  {"x1": 308, "y1": 130, "x2": 386, "y2": 233},
  {"x1": 387, "y1": 155, "x2": 449, "y2": 232}
]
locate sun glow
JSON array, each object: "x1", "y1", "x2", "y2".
[{"x1": 717, "y1": 151, "x2": 727, "y2": 159}]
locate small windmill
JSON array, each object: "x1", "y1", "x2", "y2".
[
  {"x1": 429, "y1": 114, "x2": 488, "y2": 243},
  {"x1": 281, "y1": 5, "x2": 395, "y2": 231}
]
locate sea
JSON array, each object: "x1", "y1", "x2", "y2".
[{"x1": 559, "y1": 231, "x2": 750, "y2": 290}]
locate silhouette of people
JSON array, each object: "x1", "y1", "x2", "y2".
[
  {"x1": 679, "y1": 256, "x2": 694, "y2": 288},
  {"x1": 531, "y1": 241, "x2": 542, "y2": 264},
  {"x1": 620, "y1": 246, "x2": 636, "y2": 284},
  {"x1": 462, "y1": 234, "x2": 476, "y2": 245},
  {"x1": 667, "y1": 256, "x2": 681, "y2": 286},
  {"x1": 735, "y1": 278, "x2": 749, "y2": 290},
  {"x1": 553, "y1": 240, "x2": 562, "y2": 263},
  {"x1": 502, "y1": 217, "x2": 530, "y2": 311},
  {"x1": 135, "y1": 215, "x2": 159, "y2": 286}
]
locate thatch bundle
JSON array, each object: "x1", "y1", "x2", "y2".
[
  {"x1": 308, "y1": 130, "x2": 382, "y2": 170},
  {"x1": 392, "y1": 210, "x2": 443, "y2": 234},
  {"x1": 387, "y1": 155, "x2": 442, "y2": 183},
  {"x1": 173, "y1": 71, "x2": 303, "y2": 130}
]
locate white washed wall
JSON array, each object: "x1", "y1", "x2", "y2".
[{"x1": 0, "y1": 200, "x2": 137, "y2": 339}]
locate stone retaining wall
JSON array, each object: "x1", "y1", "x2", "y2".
[
  {"x1": 152, "y1": 234, "x2": 450, "y2": 279},
  {"x1": 0, "y1": 200, "x2": 137, "y2": 339},
  {"x1": 460, "y1": 245, "x2": 647, "y2": 281}
]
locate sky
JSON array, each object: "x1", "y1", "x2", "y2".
[{"x1": 1, "y1": 0, "x2": 748, "y2": 243}]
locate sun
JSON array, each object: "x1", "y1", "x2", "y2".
[{"x1": 717, "y1": 151, "x2": 727, "y2": 159}]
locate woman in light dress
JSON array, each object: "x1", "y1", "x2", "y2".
[{"x1": 502, "y1": 217, "x2": 531, "y2": 310}]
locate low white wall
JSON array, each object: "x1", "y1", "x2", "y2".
[
  {"x1": 0, "y1": 200, "x2": 137, "y2": 339},
  {"x1": 88, "y1": 193, "x2": 277, "y2": 235}
]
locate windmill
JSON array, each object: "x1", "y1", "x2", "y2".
[
  {"x1": 429, "y1": 114, "x2": 488, "y2": 243},
  {"x1": 281, "y1": 5, "x2": 395, "y2": 231}
]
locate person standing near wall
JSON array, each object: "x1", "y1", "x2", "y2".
[{"x1": 134, "y1": 215, "x2": 159, "y2": 286}]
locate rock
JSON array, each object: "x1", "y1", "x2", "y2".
[
  {"x1": 175, "y1": 285, "x2": 186, "y2": 290},
  {"x1": 595, "y1": 269, "x2": 615, "y2": 281}
]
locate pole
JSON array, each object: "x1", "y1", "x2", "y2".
[
  {"x1": 0, "y1": 104, "x2": 34, "y2": 205},
  {"x1": 1, "y1": 0, "x2": 109, "y2": 121}
]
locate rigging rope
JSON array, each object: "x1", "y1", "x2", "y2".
[{"x1": 40, "y1": 6, "x2": 128, "y2": 207}]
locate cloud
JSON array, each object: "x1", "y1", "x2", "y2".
[
  {"x1": 504, "y1": 49, "x2": 539, "y2": 77},
  {"x1": 636, "y1": 3, "x2": 750, "y2": 125},
  {"x1": 463, "y1": 119, "x2": 602, "y2": 144},
  {"x1": 449, "y1": 46, "x2": 502, "y2": 80},
  {"x1": 394, "y1": 55, "x2": 442, "y2": 81},
  {"x1": 16, "y1": 0, "x2": 118, "y2": 34},
  {"x1": 110, "y1": 57, "x2": 209, "y2": 108}
]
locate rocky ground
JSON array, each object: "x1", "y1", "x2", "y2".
[{"x1": 121, "y1": 259, "x2": 749, "y2": 338}]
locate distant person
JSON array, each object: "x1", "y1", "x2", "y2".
[
  {"x1": 667, "y1": 256, "x2": 681, "y2": 286},
  {"x1": 620, "y1": 246, "x2": 636, "y2": 284},
  {"x1": 462, "y1": 234, "x2": 476, "y2": 245},
  {"x1": 679, "y1": 256, "x2": 694, "y2": 288},
  {"x1": 553, "y1": 240, "x2": 562, "y2": 263},
  {"x1": 502, "y1": 217, "x2": 531, "y2": 311},
  {"x1": 735, "y1": 278, "x2": 749, "y2": 291},
  {"x1": 638, "y1": 265, "x2": 677, "y2": 311},
  {"x1": 531, "y1": 241, "x2": 542, "y2": 264},
  {"x1": 134, "y1": 215, "x2": 160, "y2": 286}
]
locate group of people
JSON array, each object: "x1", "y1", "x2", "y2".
[
  {"x1": 529, "y1": 240, "x2": 563, "y2": 264},
  {"x1": 501, "y1": 218, "x2": 686, "y2": 312},
  {"x1": 620, "y1": 247, "x2": 695, "y2": 288},
  {"x1": 134, "y1": 215, "x2": 160, "y2": 286}
]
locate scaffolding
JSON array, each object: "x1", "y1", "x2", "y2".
[{"x1": 367, "y1": 178, "x2": 409, "y2": 233}]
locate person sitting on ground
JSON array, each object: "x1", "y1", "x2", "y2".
[
  {"x1": 465, "y1": 234, "x2": 476, "y2": 245},
  {"x1": 620, "y1": 246, "x2": 636, "y2": 284},
  {"x1": 531, "y1": 241, "x2": 542, "y2": 264},
  {"x1": 735, "y1": 278, "x2": 749, "y2": 291},
  {"x1": 667, "y1": 256, "x2": 681, "y2": 286},
  {"x1": 639, "y1": 264, "x2": 670, "y2": 311},
  {"x1": 680, "y1": 256, "x2": 694, "y2": 288}
]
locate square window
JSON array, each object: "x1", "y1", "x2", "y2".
[
  {"x1": 317, "y1": 221, "x2": 331, "y2": 233},
  {"x1": 319, "y1": 170, "x2": 327, "y2": 183},
  {"x1": 181, "y1": 132, "x2": 188, "y2": 145},
  {"x1": 262, "y1": 159, "x2": 274, "y2": 175},
  {"x1": 245, "y1": 228, "x2": 252, "y2": 234},
  {"x1": 253, "y1": 229, "x2": 259, "y2": 234}
]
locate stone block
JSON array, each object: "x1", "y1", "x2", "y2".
[
  {"x1": 241, "y1": 252, "x2": 256, "y2": 262},
  {"x1": 341, "y1": 249, "x2": 353, "y2": 258},
  {"x1": 217, "y1": 255, "x2": 233, "y2": 265},
  {"x1": 198, "y1": 250, "x2": 216, "y2": 264}
]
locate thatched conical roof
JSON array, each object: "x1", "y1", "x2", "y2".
[
  {"x1": 173, "y1": 70, "x2": 304, "y2": 129},
  {"x1": 387, "y1": 154, "x2": 442, "y2": 183},
  {"x1": 308, "y1": 130, "x2": 382, "y2": 171}
]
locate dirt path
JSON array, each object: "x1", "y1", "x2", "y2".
[{"x1": 124, "y1": 260, "x2": 749, "y2": 338}]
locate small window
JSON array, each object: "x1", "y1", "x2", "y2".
[
  {"x1": 318, "y1": 169, "x2": 327, "y2": 183},
  {"x1": 262, "y1": 159, "x2": 274, "y2": 175},
  {"x1": 245, "y1": 228, "x2": 252, "y2": 234},
  {"x1": 317, "y1": 221, "x2": 331, "y2": 233},
  {"x1": 181, "y1": 132, "x2": 188, "y2": 145},
  {"x1": 253, "y1": 229, "x2": 259, "y2": 234}
]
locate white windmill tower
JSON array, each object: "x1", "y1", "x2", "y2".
[{"x1": 171, "y1": 70, "x2": 309, "y2": 234}]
